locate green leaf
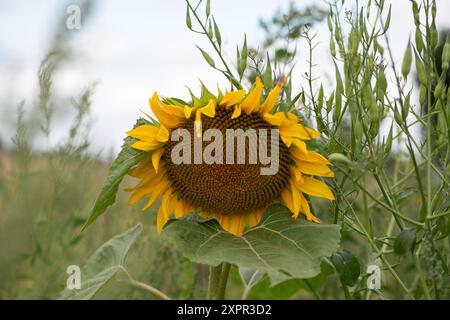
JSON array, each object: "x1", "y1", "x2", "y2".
[
  {"x1": 59, "y1": 224, "x2": 142, "y2": 300},
  {"x1": 331, "y1": 250, "x2": 361, "y2": 287},
  {"x1": 161, "y1": 204, "x2": 341, "y2": 283},
  {"x1": 196, "y1": 45, "x2": 215, "y2": 68},
  {"x1": 185, "y1": 4, "x2": 192, "y2": 29},
  {"x1": 394, "y1": 228, "x2": 417, "y2": 256},
  {"x1": 213, "y1": 18, "x2": 221, "y2": 47},
  {"x1": 206, "y1": 0, "x2": 211, "y2": 17},
  {"x1": 248, "y1": 260, "x2": 335, "y2": 299},
  {"x1": 81, "y1": 119, "x2": 148, "y2": 231}
]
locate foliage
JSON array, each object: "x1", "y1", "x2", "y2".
[{"x1": 1, "y1": 0, "x2": 449, "y2": 300}]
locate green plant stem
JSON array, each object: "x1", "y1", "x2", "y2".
[
  {"x1": 208, "y1": 264, "x2": 223, "y2": 299},
  {"x1": 334, "y1": 183, "x2": 413, "y2": 298},
  {"x1": 216, "y1": 263, "x2": 231, "y2": 300},
  {"x1": 185, "y1": 0, "x2": 242, "y2": 89},
  {"x1": 305, "y1": 279, "x2": 322, "y2": 300},
  {"x1": 120, "y1": 266, "x2": 171, "y2": 300},
  {"x1": 127, "y1": 278, "x2": 172, "y2": 300}
]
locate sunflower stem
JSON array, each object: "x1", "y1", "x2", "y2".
[
  {"x1": 207, "y1": 264, "x2": 222, "y2": 299},
  {"x1": 216, "y1": 263, "x2": 231, "y2": 300}
]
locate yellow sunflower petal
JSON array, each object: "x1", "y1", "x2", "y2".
[
  {"x1": 156, "y1": 207, "x2": 167, "y2": 234},
  {"x1": 127, "y1": 125, "x2": 159, "y2": 141},
  {"x1": 229, "y1": 215, "x2": 246, "y2": 236},
  {"x1": 150, "y1": 92, "x2": 183, "y2": 129},
  {"x1": 174, "y1": 199, "x2": 187, "y2": 218},
  {"x1": 241, "y1": 77, "x2": 263, "y2": 114},
  {"x1": 280, "y1": 134, "x2": 293, "y2": 147},
  {"x1": 200, "y1": 99, "x2": 216, "y2": 118},
  {"x1": 293, "y1": 150, "x2": 330, "y2": 164},
  {"x1": 262, "y1": 112, "x2": 284, "y2": 126},
  {"x1": 220, "y1": 90, "x2": 246, "y2": 107},
  {"x1": 131, "y1": 140, "x2": 161, "y2": 152},
  {"x1": 299, "y1": 193, "x2": 319, "y2": 223},
  {"x1": 151, "y1": 148, "x2": 164, "y2": 173},
  {"x1": 297, "y1": 176, "x2": 335, "y2": 200},
  {"x1": 295, "y1": 160, "x2": 335, "y2": 177},
  {"x1": 290, "y1": 181, "x2": 302, "y2": 216},
  {"x1": 231, "y1": 105, "x2": 242, "y2": 119},
  {"x1": 184, "y1": 105, "x2": 194, "y2": 119},
  {"x1": 260, "y1": 81, "x2": 283, "y2": 115},
  {"x1": 247, "y1": 210, "x2": 263, "y2": 228},
  {"x1": 292, "y1": 139, "x2": 308, "y2": 154},
  {"x1": 281, "y1": 189, "x2": 294, "y2": 213},
  {"x1": 156, "y1": 125, "x2": 169, "y2": 142},
  {"x1": 279, "y1": 123, "x2": 321, "y2": 140}
]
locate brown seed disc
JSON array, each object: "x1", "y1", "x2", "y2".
[{"x1": 162, "y1": 106, "x2": 292, "y2": 214}]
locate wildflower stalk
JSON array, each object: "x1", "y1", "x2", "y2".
[{"x1": 185, "y1": 0, "x2": 242, "y2": 89}]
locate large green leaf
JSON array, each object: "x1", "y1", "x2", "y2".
[
  {"x1": 162, "y1": 204, "x2": 341, "y2": 283},
  {"x1": 59, "y1": 224, "x2": 142, "y2": 300},
  {"x1": 81, "y1": 119, "x2": 148, "y2": 231},
  {"x1": 248, "y1": 260, "x2": 335, "y2": 299}
]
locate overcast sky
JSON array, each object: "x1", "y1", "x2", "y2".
[{"x1": 0, "y1": 0, "x2": 449, "y2": 156}]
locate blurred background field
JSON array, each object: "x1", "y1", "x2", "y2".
[{"x1": 0, "y1": 0, "x2": 449, "y2": 299}]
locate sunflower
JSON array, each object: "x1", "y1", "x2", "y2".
[{"x1": 126, "y1": 77, "x2": 335, "y2": 236}]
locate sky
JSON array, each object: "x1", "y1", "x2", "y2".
[{"x1": 0, "y1": 0, "x2": 449, "y2": 156}]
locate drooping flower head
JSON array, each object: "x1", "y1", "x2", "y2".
[{"x1": 126, "y1": 77, "x2": 335, "y2": 236}]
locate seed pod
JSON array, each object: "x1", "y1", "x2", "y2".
[
  {"x1": 376, "y1": 69, "x2": 387, "y2": 102},
  {"x1": 196, "y1": 46, "x2": 215, "y2": 68},
  {"x1": 430, "y1": 21, "x2": 438, "y2": 49},
  {"x1": 419, "y1": 84, "x2": 426, "y2": 105},
  {"x1": 333, "y1": 88, "x2": 342, "y2": 124},
  {"x1": 383, "y1": 5, "x2": 391, "y2": 34},
  {"x1": 330, "y1": 37, "x2": 336, "y2": 57},
  {"x1": 327, "y1": 14, "x2": 333, "y2": 32},
  {"x1": 412, "y1": 0, "x2": 420, "y2": 27},
  {"x1": 402, "y1": 92, "x2": 410, "y2": 120},
  {"x1": 394, "y1": 104, "x2": 403, "y2": 125},
  {"x1": 335, "y1": 63, "x2": 344, "y2": 93},
  {"x1": 401, "y1": 41, "x2": 412, "y2": 79},
  {"x1": 186, "y1": 5, "x2": 192, "y2": 29},
  {"x1": 206, "y1": 0, "x2": 211, "y2": 17},
  {"x1": 317, "y1": 85, "x2": 324, "y2": 112},
  {"x1": 208, "y1": 21, "x2": 213, "y2": 39},
  {"x1": 432, "y1": 0, "x2": 437, "y2": 19},
  {"x1": 263, "y1": 53, "x2": 272, "y2": 90},
  {"x1": 213, "y1": 18, "x2": 222, "y2": 47},
  {"x1": 335, "y1": 25, "x2": 341, "y2": 42},
  {"x1": 415, "y1": 26, "x2": 423, "y2": 53},
  {"x1": 434, "y1": 75, "x2": 446, "y2": 100},
  {"x1": 354, "y1": 120, "x2": 363, "y2": 139},
  {"x1": 385, "y1": 123, "x2": 393, "y2": 155},
  {"x1": 442, "y1": 40, "x2": 450, "y2": 71},
  {"x1": 363, "y1": 85, "x2": 372, "y2": 110},
  {"x1": 415, "y1": 52, "x2": 428, "y2": 87},
  {"x1": 326, "y1": 91, "x2": 334, "y2": 114},
  {"x1": 328, "y1": 153, "x2": 352, "y2": 165}
]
